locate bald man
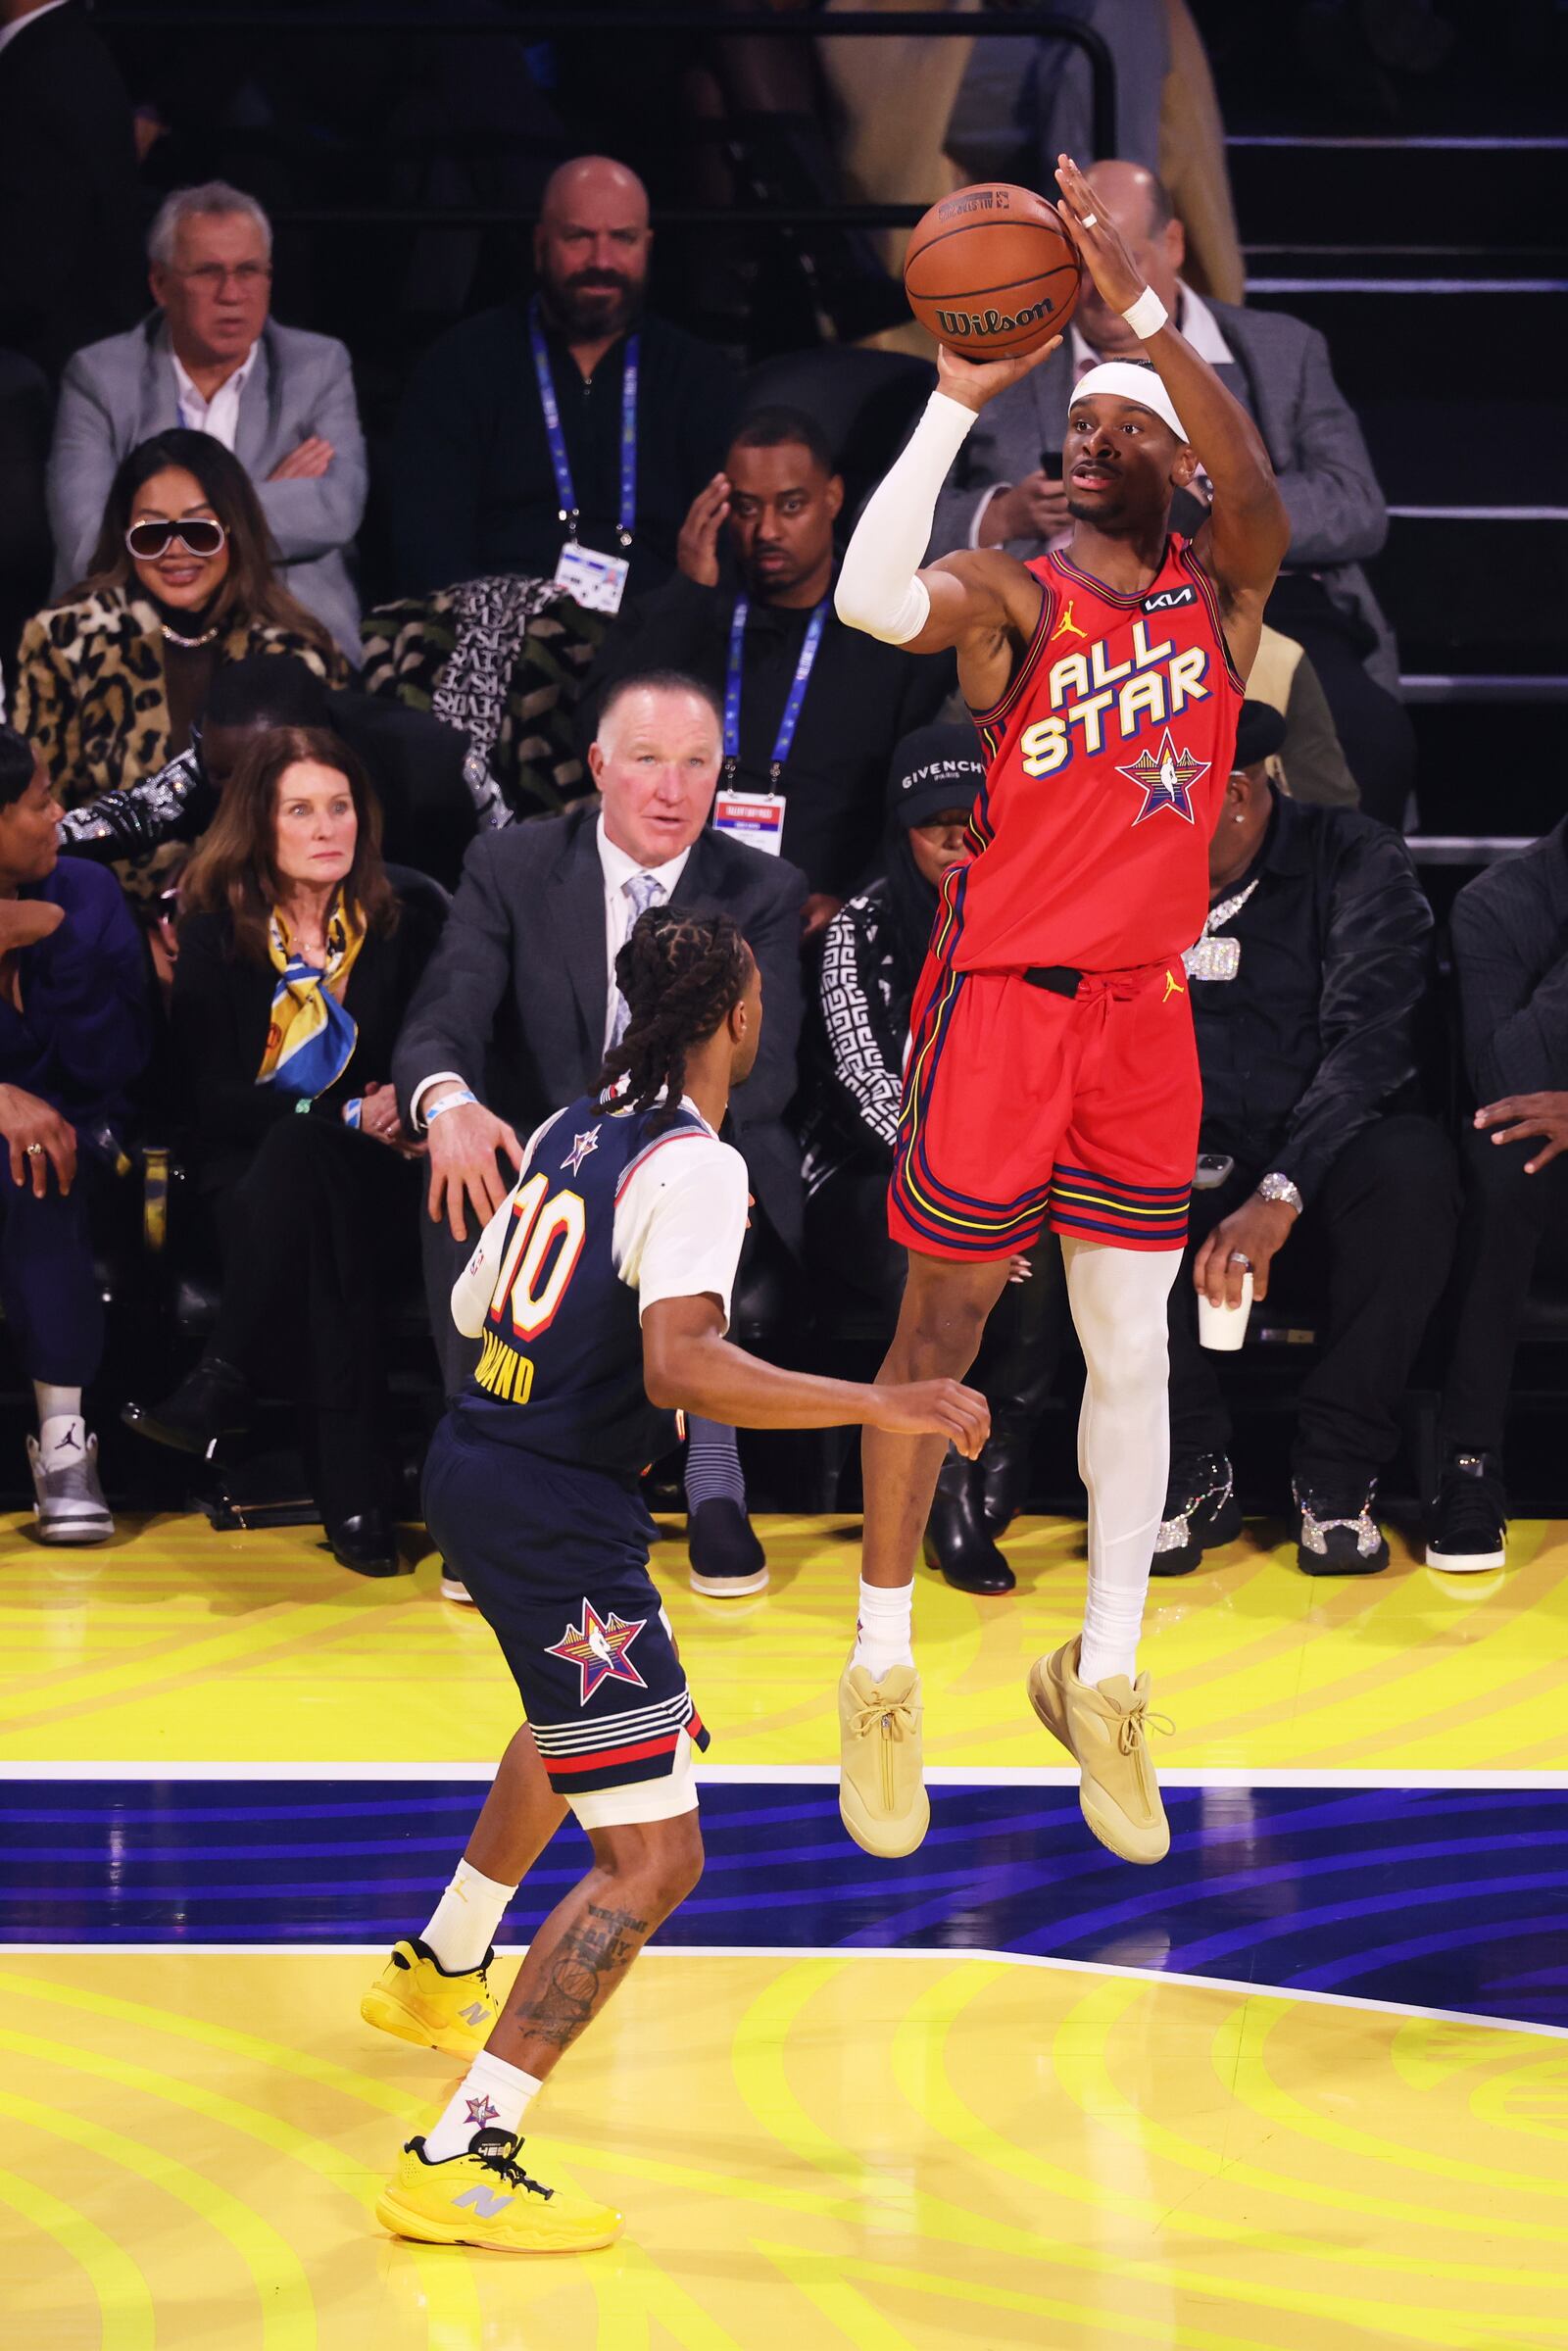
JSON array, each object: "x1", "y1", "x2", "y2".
[
  {"x1": 928, "y1": 160, "x2": 1414, "y2": 825},
  {"x1": 392, "y1": 154, "x2": 738, "y2": 604}
]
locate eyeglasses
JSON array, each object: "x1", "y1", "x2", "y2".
[
  {"x1": 172, "y1": 263, "x2": 272, "y2": 291},
  {"x1": 125, "y1": 516, "x2": 227, "y2": 561}
]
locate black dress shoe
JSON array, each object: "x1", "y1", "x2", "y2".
[
  {"x1": 980, "y1": 1425, "x2": 1035, "y2": 1538},
  {"x1": 324, "y1": 1509, "x2": 409, "y2": 1579},
  {"x1": 924, "y1": 1452, "x2": 1016, "y2": 1594},
  {"x1": 122, "y1": 1355, "x2": 252, "y2": 1456},
  {"x1": 687, "y1": 1496, "x2": 768, "y2": 1595}
]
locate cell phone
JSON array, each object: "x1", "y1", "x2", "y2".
[
  {"x1": 1193, "y1": 1151, "x2": 1236, "y2": 1190},
  {"x1": 1039, "y1": 451, "x2": 1063, "y2": 482}
]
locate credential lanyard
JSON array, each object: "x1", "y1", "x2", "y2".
[
  {"x1": 528, "y1": 297, "x2": 638, "y2": 550},
  {"x1": 723, "y1": 596, "x2": 828, "y2": 787}
]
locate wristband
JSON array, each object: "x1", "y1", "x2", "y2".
[
  {"x1": 424, "y1": 1089, "x2": 478, "y2": 1126},
  {"x1": 342, "y1": 1098, "x2": 363, "y2": 1130},
  {"x1": 1119, "y1": 287, "x2": 1169, "y2": 340}
]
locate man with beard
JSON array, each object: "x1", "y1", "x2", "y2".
[
  {"x1": 391, "y1": 156, "x2": 738, "y2": 608},
  {"x1": 584, "y1": 406, "x2": 954, "y2": 937}
]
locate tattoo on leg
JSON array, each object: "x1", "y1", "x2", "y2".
[{"x1": 511, "y1": 1902, "x2": 652, "y2": 2051}]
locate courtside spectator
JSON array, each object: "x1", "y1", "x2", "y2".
[
  {"x1": 0, "y1": 723, "x2": 151, "y2": 1543},
  {"x1": 1157, "y1": 703, "x2": 1454, "y2": 1580},
  {"x1": 587, "y1": 407, "x2": 955, "y2": 936},
  {"x1": 15, "y1": 430, "x2": 345, "y2": 905},
  {"x1": 47, "y1": 183, "x2": 367, "y2": 661},
  {"x1": 0, "y1": 0, "x2": 143, "y2": 377},
  {"x1": 801, "y1": 722, "x2": 1065, "y2": 1593},
  {"x1": 929, "y1": 161, "x2": 1412, "y2": 821},
  {"x1": 393, "y1": 669, "x2": 805, "y2": 1596},
  {"x1": 1247, "y1": 621, "x2": 1359, "y2": 809},
  {"x1": 122, "y1": 728, "x2": 443, "y2": 1578},
  {"x1": 390, "y1": 156, "x2": 737, "y2": 605},
  {"x1": 58, "y1": 652, "x2": 509, "y2": 894},
  {"x1": 1427, "y1": 817, "x2": 1568, "y2": 1572}
]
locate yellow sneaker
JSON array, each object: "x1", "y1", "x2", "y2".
[
  {"x1": 838, "y1": 1662, "x2": 929, "y2": 1857},
  {"x1": 375, "y1": 2127, "x2": 622, "y2": 2253},
  {"x1": 361, "y1": 1937, "x2": 500, "y2": 2059},
  {"x1": 1028, "y1": 1637, "x2": 1172, "y2": 1864}
]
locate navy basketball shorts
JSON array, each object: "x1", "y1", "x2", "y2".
[{"x1": 423, "y1": 1408, "x2": 710, "y2": 1829}]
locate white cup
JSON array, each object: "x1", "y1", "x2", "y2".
[{"x1": 1198, "y1": 1267, "x2": 1253, "y2": 1351}]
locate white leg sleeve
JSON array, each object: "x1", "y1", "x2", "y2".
[
  {"x1": 833, "y1": 392, "x2": 977, "y2": 644},
  {"x1": 1062, "y1": 1236, "x2": 1184, "y2": 1688}
]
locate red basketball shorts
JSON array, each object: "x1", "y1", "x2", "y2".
[{"x1": 889, "y1": 956, "x2": 1200, "y2": 1260}]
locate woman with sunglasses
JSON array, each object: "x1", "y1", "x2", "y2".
[
  {"x1": 122, "y1": 725, "x2": 443, "y2": 1577},
  {"x1": 15, "y1": 428, "x2": 346, "y2": 908}
]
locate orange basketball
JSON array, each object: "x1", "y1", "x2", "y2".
[{"x1": 904, "y1": 181, "x2": 1081, "y2": 361}]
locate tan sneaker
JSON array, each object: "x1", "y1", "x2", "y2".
[
  {"x1": 1028, "y1": 1637, "x2": 1171, "y2": 1864},
  {"x1": 838, "y1": 1662, "x2": 929, "y2": 1857}
]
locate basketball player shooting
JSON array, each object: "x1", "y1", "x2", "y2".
[{"x1": 832, "y1": 155, "x2": 1290, "y2": 1866}]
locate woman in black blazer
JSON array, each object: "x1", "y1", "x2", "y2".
[{"x1": 123, "y1": 725, "x2": 441, "y2": 1575}]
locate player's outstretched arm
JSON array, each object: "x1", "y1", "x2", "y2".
[
  {"x1": 834, "y1": 340, "x2": 1056, "y2": 674},
  {"x1": 1054, "y1": 155, "x2": 1290, "y2": 666},
  {"x1": 642, "y1": 1294, "x2": 990, "y2": 1459}
]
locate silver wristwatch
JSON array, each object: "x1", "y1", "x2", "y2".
[{"x1": 1256, "y1": 1171, "x2": 1304, "y2": 1214}]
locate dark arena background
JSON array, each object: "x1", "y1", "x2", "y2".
[{"x1": 0, "y1": 4, "x2": 1564, "y2": 2345}]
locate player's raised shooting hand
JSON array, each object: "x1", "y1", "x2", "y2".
[
  {"x1": 1053, "y1": 155, "x2": 1146, "y2": 317},
  {"x1": 870, "y1": 1377, "x2": 991, "y2": 1460},
  {"x1": 936, "y1": 334, "x2": 1061, "y2": 416}
]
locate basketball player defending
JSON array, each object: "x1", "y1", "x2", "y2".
[
  {"x1": 365, "y1": 906, "x2": 986, "y2": 2253},
  {"x1": 832, "y1": 157, "x2": 1290, "y2": 1866}
]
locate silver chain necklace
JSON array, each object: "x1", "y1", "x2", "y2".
[{"x1": 160, "y1": 618, "x2": 220, "y2": 649}]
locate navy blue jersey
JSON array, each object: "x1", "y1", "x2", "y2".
[{"x1": 450, "y1": 1092, "x2": 737, "y2": 1477}]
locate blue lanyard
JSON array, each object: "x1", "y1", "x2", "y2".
[
  {"x1": 723, "y1": 597, "x2": 829, "y2": 788},
  {"x1": 528, "y1": 297, "x2": 638, "y2": 550}
]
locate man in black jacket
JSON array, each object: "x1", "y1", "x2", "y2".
[
  {"x1": 586, "y1": 406, "x2": 954, "y2": 933},
  {"x1": 1426, "y1": 818, "x2": 1568, "y2": 1572},
  {"x1": 393, "y1": 669, "x2": 806, "y2": 1595},
  {"x1": 1157, "y1": 702, "x2": 1456, "y2": 1578},
  {"x1": 391, "y1": 155, "x2": 737, "y2": 604}
]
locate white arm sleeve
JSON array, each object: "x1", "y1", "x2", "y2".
[
  {"x1": 447, "y1": 1109, "x2": 564, "y2": 1337},
  {"x1": 833, "y1": 391, "x2": 978, "y2": 644}
]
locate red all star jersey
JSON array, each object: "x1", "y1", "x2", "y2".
[{"x1": 942, "y1": 535, "x2": 1245, "y2": 974}]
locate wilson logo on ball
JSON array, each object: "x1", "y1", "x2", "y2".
[{"x1": 934, "y1": 296, "x2": 1058, "y2": 341}]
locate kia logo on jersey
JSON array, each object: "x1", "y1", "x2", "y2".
[{"x1": 1143, "y1": 585, "x2": 1197, "y2": 614}]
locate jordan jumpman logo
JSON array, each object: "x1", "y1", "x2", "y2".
[{"x1": 1053, "y1": 599, "x2": 1088, "y2": 643}]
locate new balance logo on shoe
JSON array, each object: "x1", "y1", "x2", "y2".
[
  {"x1": 460, "y1": 2000, "x2": 490, "y2": 2027},
  {"x1": 453, "y1": 2184, "x2": 514, "y2": 2218}
]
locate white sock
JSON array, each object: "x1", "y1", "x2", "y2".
[
  {"x1": 852, "y1": 1578, "x2": 914, "y2": 1681},
  {"x1": 423, "y1": 2048, "x2": 543, "y2": 2162},
  {"x1": 1063, "y1": 1238, "x2": 1183, "y2": 1689},
  {"x1": 37, "y1": 1414, "x2": 88, "y2": 1463},
  {"x1": 421, "y1": 1859, "x2": 517, "y2": 1975},
  {"x1": 35, "y1": 1384, "x2": 85, "y2": 1460}
]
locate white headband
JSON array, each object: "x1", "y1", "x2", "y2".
[{"x1": 1070, "y1": 361, "x2": 1187, "y2": 442}]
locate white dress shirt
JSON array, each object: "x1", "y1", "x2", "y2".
[
  {"x1": 409, "y1": 815, "x2": 696, "y2": 1130},
  {"x1": 172, "y1": 346, "x2": 259, "y2": 453},
  {"x1": 596, "y1": 812, "x2": 694, "y2": 1053},
  {"x1": 0, "y1": 0, "x2": 72, "y2": 60}
]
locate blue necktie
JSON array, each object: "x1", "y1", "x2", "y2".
[{"x1": 610, "y1": 871, "x2": 664, "y2": 1046}]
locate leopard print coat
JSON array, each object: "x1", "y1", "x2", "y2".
[{"x1": 14, "y1": 587, "x2": 347, "y2": 902}]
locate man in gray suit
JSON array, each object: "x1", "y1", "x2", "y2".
[
  {"x1": 46, "y1": 181, "x2": 367, "y2": 660},
  {"x1": 930, "y1": 161, "x2": 1413, "y2": 822},
  {"x1": 394, "y1": 667, "x2": 807, "y2": 1596}
]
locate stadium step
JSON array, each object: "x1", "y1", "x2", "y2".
[{"x1": 1229, "y1": 133, "x2": 1568, "y2": 256}]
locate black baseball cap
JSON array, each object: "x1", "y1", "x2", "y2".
[
  {"x1": 1233, "y1": 699, "x2": 1288, "y2": 771},
  {"x1": 889, "y1": 722, "x2": 985, "y2": 830}
]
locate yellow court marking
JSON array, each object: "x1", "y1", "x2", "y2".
[
  {"x1": 3, "y1": 1510, "x2": 1565, "y2": 1769},
  {"x1": 2, "y1": 1950, "x2": 1562, "y2": 2351}
]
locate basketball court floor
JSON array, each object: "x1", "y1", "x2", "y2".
[{"x1": 4, "y1": 1508, "x2": 1566, "y2": 2348}]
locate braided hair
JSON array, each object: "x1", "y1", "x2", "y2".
[{"x1": 596, "y1": 906, "x2": 752, "y2": 1131}]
